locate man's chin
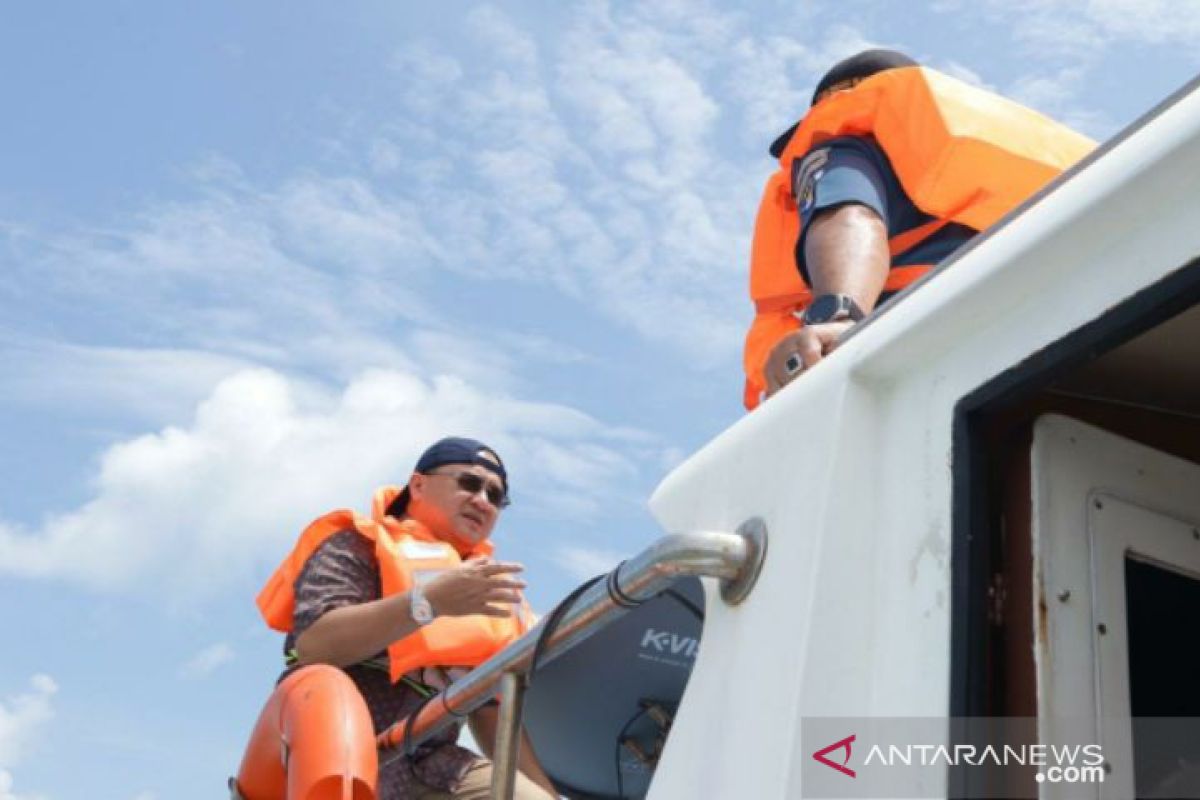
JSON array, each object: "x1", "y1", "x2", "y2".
[{"x1": 454, "y1": 518, "x2": 489, "y2": 544}]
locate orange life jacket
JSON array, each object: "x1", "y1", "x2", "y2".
[
  {"x1": 256, "y1": 486, "x2": 531, "y2": 683},
  {"x1": 743, "y1": 65, "x2": 1096, "y2": 409}
]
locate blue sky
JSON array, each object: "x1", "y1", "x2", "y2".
[{"x1": 1, "y1": 2, "x2": 1197, "y2": 798}]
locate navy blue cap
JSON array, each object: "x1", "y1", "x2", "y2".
[
  {"x1": 771, "y1": 49, "x2": 918, "y2": 159},
  {"x1": 387, "y1": 436, "x2": 508, "y2": 517},
  {"x1": 811, "y1": 49, "x2": 916, "y2": 106}
]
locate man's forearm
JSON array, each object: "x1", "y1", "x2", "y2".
[
  {"x1": 294, "y1": 592, "x2": 417, "y2": 667},
  {"x1": 804, "y1": 203, "x2": 890, "y2": 312}
]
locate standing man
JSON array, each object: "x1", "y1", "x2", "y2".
[
  {"x1": 742, "y1": 50, "x2": 1095, "y2": 408},
  {"x1": 237, "y1": 437, "x2": 557, "y2": 800}
]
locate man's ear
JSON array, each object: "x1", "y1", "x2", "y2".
[{"x1": 408, "y1": 472, "x2": 425, "y2": 500}]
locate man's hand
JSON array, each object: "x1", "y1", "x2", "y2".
[
  {"x1": 424, "y1": 557, "x2": 526, "y2": 618},
  {"x1": 760, "y1": 199, "x2": 887, "y2": 399},
  {"x1": 764, "y1": 320, "x2": 855, "y2": 396}
]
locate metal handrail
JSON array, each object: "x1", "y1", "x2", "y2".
[{"x1": 376, "y1": 520, "x2": 767, "y2": 767}]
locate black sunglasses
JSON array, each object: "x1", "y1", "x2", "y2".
[{"x1": 428, "y1": 471, "x2": 511, "y2": 509}]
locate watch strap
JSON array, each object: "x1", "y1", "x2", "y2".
[
  {"x1": 802, "y1": 293, "x2": 865, "y2": 325},
  {"x1": 410, "y1": 584, "x2": 435, "y2": 625}
]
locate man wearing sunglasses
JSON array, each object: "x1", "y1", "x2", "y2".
[{"x1": 239, "y1": 437, "x2": 557, "y2": 800}]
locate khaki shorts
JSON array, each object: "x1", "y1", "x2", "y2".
[{"x1": 408, "y1": 758, "x2": 557, "y2": 800}]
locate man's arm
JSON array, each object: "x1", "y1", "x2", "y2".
[
  {"x1": 762, "y1": 202, "x2": 889, "y2": 394},
  {"x1": 295, "y1": 556, "x2": 527, "y2": 667},
  {"x1": 294, "y1": 591, "x2": 421, "y2": 667},
  {"x1": 761, "y1": 133, "x2": 897, "y2": 396},
  {"x1": 804, "y1": 202, "x2": 890, "y2": 307},
  {"x1": 469, "y1": 703, "x2": 559, "y2": 797}
]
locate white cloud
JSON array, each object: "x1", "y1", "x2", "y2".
[
  {"x1": 1051, "y1": 0, "x2": 1200, "y2": 44},
  {"x1": 387, "y1": 43, "x2": 464, "y2": 118},
  {"x1": 368, "y1": 138, "x2": 402, "y2": 174},
  {"x1": 405, "y1": 327, "x2": 594, "y2": 394},
  {"x1": 0, "y1": 769, "x2": 44, "y2": 800},
  {"x1": 271, "y1": 177, "x2": 440, "y2": 277},
  {"x1": 4, "y1": 170, "x2": 439, "y2": 391},
  {"x1": 556, "y1": 2, "x2": 726, "y2": 196},
  {"x1": 0, "y1": 675, "x2": 57, "y2": 768},
  {"x1": 372, "y1": 2, "x2": 780, "y2": 366},
  {"x1": 1, "y1": 3, "x2": 882, "y2": 394},
  {"x1": 553, "y1": 544, "x2": 624, "y2": 580},
  {"x1": 0, "y1": 367, "x2": 646, "y2": 602},
  {"x1": 1007, "y1": 67, "x2": 1113, "y2": 137},
  {"x1": 936, "y1": 61, "x2": 994, "y2": 91},
  {"x1": 466, "y1": 5, "x2": 540, "y2": 71},
  {"x1": 976, "y1": 0, "x2": 1200, "y2": 55},
  {"x1": 724, "y1": 34, "x2": 819, "y2": 143},
  {"x1": 0, "y1": 336, "x2": 255, "y2": 425},
  {"x1": 179, "y1": 643, "x2": 235, "y2": 680},
  {"x1": 0, "y1": 7, "x2": 904, "y2": 613},
  {"x1": 924, "y1": 1, "x2": 1196, "y2": 140},
  {"x1": 492, "y1": 332, "x2": 592, "y2": 367},
  {"x1": 996, "y1": 1, "x2": 1106, "y2": 57}
]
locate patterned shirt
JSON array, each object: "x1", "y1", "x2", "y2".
[{"x1": 284, "y1": 529, "x2": 480, "y2": 798}]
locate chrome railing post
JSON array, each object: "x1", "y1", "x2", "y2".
[{"x1": 489, "y1": 672, "x2": 527, "y2": 800}]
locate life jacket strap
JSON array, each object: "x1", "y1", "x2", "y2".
[
  {"x1": 881, "y1": 263, "x2": 933, "y2": 291},
  {"x1": 754, "y1": 291, "x2": 812, "y2": 314},
  {"x1": 283, "y1": 650, "x2": 439, "y2": 698},
  {"x1": 887, "y1": 217, "x2": 952, "y2": 258}
]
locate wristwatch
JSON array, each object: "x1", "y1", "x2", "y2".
[
  {"x1": 410, "y1": 584, "x2": 435, "y2": 626},
  {"x1": 801, "y1": 294, "x2": 866, "y2": 325}
]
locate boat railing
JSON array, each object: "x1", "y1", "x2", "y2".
[{"x1": 376, "y1": 520, "x2": 768, "y2": 799}]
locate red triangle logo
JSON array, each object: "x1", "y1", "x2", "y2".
[{"x1": 812, "y1": 733, "x2": 857, "y2": 778}]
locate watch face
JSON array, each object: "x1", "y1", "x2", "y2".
[
  {"x1": 805, "y1": 294, "x2": 841, "y2": 323},
  {"x1": 411, "y1": 587, "x2": 435, "y2": 624},
  {"x1": 413, "y1": 599, "x2": 434, "y2": 624}
]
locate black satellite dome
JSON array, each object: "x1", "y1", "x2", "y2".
[{"x1": 522, "y1": 576, "x2": 706, "y2": 799}]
